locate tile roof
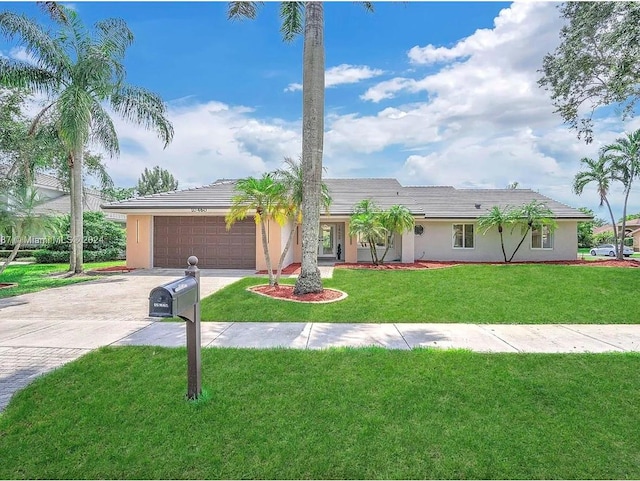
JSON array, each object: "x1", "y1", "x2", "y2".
[
  {"x1": 36, "y1": 192, "x2": 126, "y2": 223},
  {"x1": 102, "y1": 178, "x2": 590, "y2": 220}
]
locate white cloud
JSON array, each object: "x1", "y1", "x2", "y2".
[
  {"x1": 9, "y1": 47, "x2": 37, "y2": 64},
  {"x1": 284, "y1": 63, "x2": 385, "y2": 92},
  {"x1": 102, "y1": 100, "x2": 301, "y2": 189}
]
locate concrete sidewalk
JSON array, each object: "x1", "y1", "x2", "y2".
[{"x1": 3, "y1": 319, "x2": 640, "y2": 411}]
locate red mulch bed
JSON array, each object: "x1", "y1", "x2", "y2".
[
  {"x1": 258, "y1": 259, "x2": 640, "y2": 274},
  {"x1": 256, "y1": 263, "x2": 302, "y2": 275},
  {"x1": 92, "y1": 266, "x2": 137, "y2": 273},
  {"x1": 249, "y1": 285, "x2": 345, "y2": 303},
  {"x1": 337, "y1": 259, "x2": 640, "y2": 269}
]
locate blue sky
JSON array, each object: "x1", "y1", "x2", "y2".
[{"x1": 1, "y1": 1, "x2": 639, "y2": 219}]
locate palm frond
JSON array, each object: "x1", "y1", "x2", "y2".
[
  {"x1": 110, "y1": 84, "x2": 174, "y2": 148},
  {"x1": 88, "y1": 102, "x2": 120, "y2": 157},
  {"x1": 83, "y1": 150, "x2": 114, "y2": 190},
  {"x1": 56, "y1": 85, "x2": 94, "y2": 152},
  {"x1": 0, "y1": 59, "x2": 59, "y2": 95},
  {"x1": 94, "y1": 18, "x2": 134, "y2": 62},
  {"x1": 227, "y1": 1, "x2": 263, "y2": 20},
  {"x1": 37, "y1": 2, "x2": 69, "y2": 24},
  {"x1": 280, "y1": 2, "x2": 304, "y2": 42},
  {"x1": 0, "y1": 12, "x2": 70, "y2": 75}
]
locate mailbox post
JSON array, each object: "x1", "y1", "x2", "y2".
[
  {"x1": 183, "y1": 256, "x2": 201, "y2": 400},
  {"x1": 148, "y1": 256, "x2": 202, "y2": 400}
]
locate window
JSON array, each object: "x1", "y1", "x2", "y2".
[
  {"x1": 357, "y1": 232, "x2": 393, "y2": 248},
  {"x1": 531, "y1": 225, "x2": 553, "y2": 249},
  {"x1": 453, "y1": 224, "x2": 474, "y2": 248}
]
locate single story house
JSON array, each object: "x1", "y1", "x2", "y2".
[
  {"x1": 593, "y1": 219, "x2": 640, "y2": 251},
  {"x1": 102, "y1": 178, "x2": 590, "y2": 270}
]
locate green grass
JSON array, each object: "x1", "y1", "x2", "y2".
[
  {"x1": 201, "y1": 264, "x2": 640, "y2": 324},
  {"x1": 1, "y1": 347, "x2": 639, "y2": 479},
  {"x1": 0, "y1": 261, "x2": 125, "y2": 298}
]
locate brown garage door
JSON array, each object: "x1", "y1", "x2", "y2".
[{"x1": 153, "y1": 216, "x2": 255, "y2": 269}]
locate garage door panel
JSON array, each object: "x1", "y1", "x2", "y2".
[{"x1": 153, "y1": 216, "x2": 255, "y2": 269}]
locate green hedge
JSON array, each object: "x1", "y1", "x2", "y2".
[
  {"x1": 0, "y1": 249, "x2": 37, "y2": 259},
  {"x1": 33, "y1": 248, "x2": 124, "y2": 264}
]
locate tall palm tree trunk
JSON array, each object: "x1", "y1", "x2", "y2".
[
  {"x1": 603, "y1": 196, "x2": 620, "y2": 258},
  {"x1": 71, "y1": 148, "x2": 84, "y2": 274},
  {"x1": 294, "y1": 1, "x2": 324, "y2": 295},
  {"x1": 618, "y1": 189, "x2": 631, "y2": 260}
]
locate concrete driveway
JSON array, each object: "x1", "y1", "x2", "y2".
[{"x1": 0, "y1": 268, "x2": 250, "y2": 410}]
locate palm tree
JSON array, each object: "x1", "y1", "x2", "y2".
[
  {"x1": 349, "y1": 199, "x2": 385, "y2": 265},
  {"x1": 0, "y1": 185, "x2": 58, "y2": 275},
  {"x1": 226, "y1": 174, "x2": 288, "y2": 287},
  {"x1": 0, "y1": 7, "x2": 173, "y2": 274},
  {"x1": 507, "y1": 200, "x2": 557, "y2": 262},
  {"x1": 273, "y1": 156, "x2": 331, "y2": 286},
  {"x1": 573, "y1": 156, "x2": 619, "y2": 255},
  {"x1": 478, "y1": 205, "x2": 515, "y2": 263},
  {"x1": 228, "y1": 1, "x2": 373, "y2": 295},
  {"x1": 378, "y1": 204, "x2": 415, "y2": 264},
  {"x1": 601, "y1": 129, "x2": 640, "y2": 259}
]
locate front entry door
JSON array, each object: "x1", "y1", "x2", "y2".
[{"x1": 318, "y1": 224, "x2": 336, "y2": 257}]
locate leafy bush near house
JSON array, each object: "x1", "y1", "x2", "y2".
[
  {"x1": 33, "y1": 247, "x2": 123, "y2": 264},
  {"x1": 0, "y1": 249, "x2": 36, "y2": 259},
  {"x1": 31, "y1": 212, "x2": 125, "y2": 264},
  {"x1": 45, "y1": 212, "x2": 125, "y2": 252}
]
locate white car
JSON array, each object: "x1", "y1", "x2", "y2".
[{"x1": 590, "y1": 244, "x2": 634, "y2": 257}]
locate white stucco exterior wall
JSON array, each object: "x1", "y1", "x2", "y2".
[{"x1": 413, "y1": 220, "x2": 579, "y2": 262}]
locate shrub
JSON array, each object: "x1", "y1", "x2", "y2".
[
  {"x1": 44, "y1": 212, "x2": 126, "y2": 252},
  {"x1": 33, "y1": 247, "x2": 124, "y2": 264},
  {"x1": 0, "y1": 249, "x2": 37, "y2": 259}
]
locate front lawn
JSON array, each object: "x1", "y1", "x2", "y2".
[
  {"x1": 0, "y1": 347, "x2": 638, "y2": 479},
  {"x1": 0, "y1": 261, "x2": 125, "y2": 298},
  {"x1": 201, "y1": 264, "x2": 640, "y2": 323}
]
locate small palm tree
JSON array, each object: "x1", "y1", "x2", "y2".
[
  {"x1": 273, "y1": 156, "x2": 331, "y2": 285},
  {"x1": 226, "y1": 174, "x2": 288, "y2": 287},
  {"x1": 573, "y1": 155, "x2": 620, "y2": 254},
  {"x1": 0, "y1": 7, "x2": 173, "y2": 274},
  {"x1": 508, "y1": 200, "x2": 557, "y2": 262},
  {"x1": 478, "y1": 205, "x2": 515, "y2": 263},
  {"x1": 349, "y1": 199, "x2": 385, "y2": 265},
  {"x1": 378, "y1": 204, "x2": 415, "y2": 264},
  {"x1": 601, "y1": 129, "x2": 640, "y2": 259},
  {"x1": 0, "y1": 185, "x2": 58, "y2": 275}
]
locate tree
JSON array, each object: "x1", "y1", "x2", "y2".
[
  {"x1": 103, "y1": 186, "x2": 136, "y2": 201},
  {"x1": 226, "y1": 173, "x2": 288, "y2": 287},
  {"x1": 507, "y1": 201, "x2": 557, "y2": 263},
  {"x1": 348, "y1": 200, "x2": 414, "y2": 265},
  {"x1": 273, "y1": 156, "x2": 331, "y2": 286},
  {"x1": 573, "y1": 155, "x2": 620, "y2": 253},
  {"x1": 349, "y1": 199, "x2": 385, "y2": 265},
  {"x1": 539, "y1": 2, "x2": 640, "y2": 143},
  {"x1": 477, "y1": 205, "x2": 516, "y2": 262},
  {"x1": 378, "y1": 205, "x2": 414, "y2": 263},
  {"x1": 601, "y1": 129, "x2": 640, "y2": 259},
  {"x1": 0, "y1": 185, "x2": 57, "y2": 274},
  {"x1": 0, "y1": 7, "x2": 174, "y2": 274},
  {"x1": 228, "y1": 1, "x2": 373, "y2": 295},
  {"x1": 136, "y1": 165, "x2": 179, "y2": 196},
  {"x1": 577, "y1": 207, "x2": 596, "y2": 248}
]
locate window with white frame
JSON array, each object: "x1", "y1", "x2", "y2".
[
  {"x1": 531, "y1": 225, "x2": 553, "y2": 249},
  {"x1": 453, "y1": 224, "x2": 474, "y2": 248}
]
